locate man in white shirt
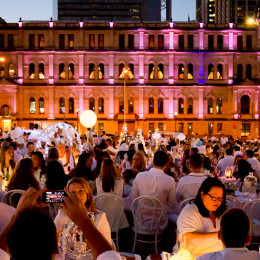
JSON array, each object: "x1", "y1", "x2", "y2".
[
  {"x1": 16, "y1": 137, "x2": 27, "y2": 156},
  {"x1": 233, "y1": 145, "x2": 243, "y2": 158},
  {"x1": 197, "y1": 208, "x2": 260, "y2": 260},
  {"x1": 216, "y1": 148, "x2": 234, "y2": 176},
  {"x1": 131, "y1": 151, "x2": 177, "y2": 231},
  {"x1": 159, "y1": 134, "x2": 167, "y2": 146},
  {"x1": 191, "y1": 133, "x2": 200, "y2": 146},
  {"x1": 245, "y1": 150, "x2": 260, "y2": 177},
  {"x1": 176, "y1": 154, "x2": 207, "y2": 202},
  {"x1": 220, "y1": 134, "x2": 228, "y2": 146},
  {"x1": 10, "y1": 142, "x2": 22, "y2": 164}
]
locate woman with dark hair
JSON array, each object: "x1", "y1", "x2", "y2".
[
  {"x1": 45, "y1": 147, "x2": 62, "y2": 165},
  {"x1": 233, "y1": 159, "x2": 259, "y2": 182},
  {"x1": 137, "y1": 143, "x2": 147, "y2": 158},
  {"x1": 175, "y1": 178, "x2": 227, "y2": 259},
  {"x1": 201, "y1": 157, "x2": 215, "y2": 176},
  {"x1": 233, "y1": 154, "x2": 243, "y2": 173},
  {"x1": 182, "y1": 149, "x2": 190, "y2": 175},
  {"x1": 120, "y1": 148, "x2": 136, "y2": 174},
  {"x1": 95, "y1": 151, "x2": 110, "y2": 177},
  {"x1": 31, "y1": 151, "x2": 46, "y2": 183}
]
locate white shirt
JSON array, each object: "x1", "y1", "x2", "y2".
[
  {"x1": 159, "y1": 137, "x2": 167, "y2": 145},
  {"x1": 191, "y1": 137, "x2": 200, "y2": 145},
  {"x1": 234, "y1": 151, "x2": 243, "y2": 158},
  {"x1": 17, "y1": 146, "x2": 27, "y2": 156},
  {"x1": 14, "y1": 152, "x2": 22, "y2": 164},
  {"x1": 220, "y1": 137, "x2": 228, "y2": 146},
  {"x1": 216, "y1": 156, "x2": 234, "y2": 177},
  {"x1": 197, "y1": 248, "x2": 260, "y2": 260},
  {"x1": 176, "y1": 172, "x2": 207, "y2": 202},
  {"x1": 91, "y1": 157, "x2": 97, "y2": 171},
  {"x1": 34, "y1": 169, "x2": 41, "y2": 183},
  {"x1": 131, "y1": 168, "x2": 177, "y2": 231},
  {"x1": 23, "y1": 152, "x2": 32, "y2": 159}
]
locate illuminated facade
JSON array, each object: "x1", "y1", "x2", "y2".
[{"x1": 0, "y1": 20, "x2": 260, "y2": 138}]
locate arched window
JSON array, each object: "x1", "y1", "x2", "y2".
[
  {"x1": 98, "y1": 97, "x2": 104, "y2": 114},
  {"x1": 149, "y1": 97, "x2": 154, "y2": 114},
  {"x1": 237, "y1": 64, "x2": 243, "y2": 82},
  {"x1": 59, "y1": 64, "x2": 65, "y2": 79},
  {"x1": 217, "y1": 64, "x2": 223, "y2": 79},
  {"x1": 89, "y1": 97, "x2": 95, "y2": 111},
  {"x1": 216, "y1": 97, "x2": 222, "y2": 114},
  {"x1": 187, "y1": 98, "x2": 193, "y2": 114},
  {"x1": 69, "y1": 97, "x2": 74, "y2": 114},
  {"x1": 128, "y1": 64, "x2": 134, "y2": 79},
  {"x1": 68, "y1": 64, "x2": 74, "y2": 79},
  {"x1": 98, "y1": 64, "x2": 104, "y2": 79},
  {"x1": 246, "y1": 64, "x2": 252, "y2": 80},
  {"x1": 59, "y1": 97, "x2": 65, "y2": 114},
  {"x1": 119, "y1": 97, "x2": 124, "y2": 112},
  {"x1": 178, "y1": 64, "x2": 184, "y2": 79},
  {"x1": 0, "y1": 64, "x2": 4, "y2": 78},
  {"x1": 241, "y1": 95, "x2": 250, "y2": 114},
  {"x1": 208, "y1": 64, "x2": 214, "y2": 79},
  {"x1": 158, "y1": 98, "x2": 163, "y2": 114},
  {"x1": 89, "y1": 63, "x2": 95, "y2": 79},
  {"x1": 9, "y1": 64, "x2": 15, "y2": 78},
  {"x1": 178, "y1": 98, "x2": 184, "y2": 114},
  {"x1": 128, "y1": 97, "x2": 134, "y2": 113},
  {"x1": 188, "y1": 64, "x2": 193, "y2": 79},
  {"x1": 1, "y1": 105, "x2": 10, "y2": 116},
  {"x1": 158, "y1": 64, "x2": 164, "y2": 79},
  {"x1": 30, "y1": 97, "x2": 35, "y2": 114},
  {"x1": 39, "y1": 97, "x2": 44, "y2": 114},
  {"x1": 208, "y1": 98, "x2": 213, "y2": 114},
  {"x1": 29, "y1": 63, "x2": 35, "y2": 79},
  {"x1": 39, "y1": 64, "x2": 44, "y2": 79},
  {"x1": 149, "y1": 64, "x2": 155, "y2": 79},
  {"x1": 118, "y1": 63, "x2": 125, "y2": 79}
]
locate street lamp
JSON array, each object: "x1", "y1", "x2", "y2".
[
  {"x1": 76, "y1": 109, "x2": 79, "y2": 131},
  {"x1": 174, "y1": 112, "x2": 178, "y2": 132},
  {"x1": 0, "y1": 58, "x2": 5, "y2": 62}
]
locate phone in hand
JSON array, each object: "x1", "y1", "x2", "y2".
[{"x1": 42, "y1": 190, "x2": 67, "y2": 203}]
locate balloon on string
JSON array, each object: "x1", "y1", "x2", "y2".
[{"x1": 80, "y1": 110, "x2": 97, "y2": 128}]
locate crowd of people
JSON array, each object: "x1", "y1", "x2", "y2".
[{"x1": 0, "y1": 128, "x2": 260, "y2": 259}]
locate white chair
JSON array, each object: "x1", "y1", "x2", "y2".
[
  {"x1": 1, "y1": 190, "x2": 25, "y2": 206},
  {"x1": 94, "y1": 193, "x2": 125, "y2": 251},
  {"x1": 226, "y1": 195, "x2": 243, "y2": 209},
  {"x1": 178, "y1": 197, "x2": 194, "y2": 214},
  {"x1": 131, "y1": 195, "x2": 164, "y2": 254}
]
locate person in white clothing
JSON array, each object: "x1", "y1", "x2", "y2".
[
  {"x1": 0, "y1": 145, "x2": 15, "y2": 180},
  {"x1": 176, "y1": 154, "x2": 207, "y2": 202},
  {"x1": 31, "y1": 151, "x2": 46, "y2": 183},
  {"x1": 16, "y1": 137, "x2": 27, "y2": 156},
  {"x1": 197, "y1": 208, "x2": 260, "y2": 260},
  {"x1": 245, "y1": 150, "x2": 260, "y2": 177},
  {"x1": 9, "y1": 142, "x2": 22, "y2": 164},
  {"x1": 216, "y1": 148, "x2": 234, "y2": 176},
  {"x1": 131, "y1": 151, "x2": 177, "y2": 231},
  {"x1": 23, "y1": 142, "x2": 34, "y2": 159},
  {"x1": 233, "y1": 145, "x2": 243, "y2": 159},
  {"x1": 220, "y1": 134, "x2": 228, "y2": 146}
]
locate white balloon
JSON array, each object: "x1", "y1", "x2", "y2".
[{"x1": 80, "y1": 110, "x2": 97, "y2": 128}]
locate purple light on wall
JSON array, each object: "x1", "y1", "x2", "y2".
[
  {"x1": 234, "y1": 114, "x2": 239, "y2": 119},
  {"x1": 255, "y1": 114, "x2": 259, "y2": 119},
  {"x1": 169, "y1": 22, "x2": 174, "y2": 28},
  {"x1": 79, "y1": 22, "x2": 83, "y2": 28},
  {"x1": 49, "y1": 22, "x2": 53, "y2": 28},
  {"x1": 200, "y1": 23, "x2": 204, "y2": 29},
  {"x1": 109, "y1": 22, "x2": 114, "y2": 28},
  {"x1": 229, "y1": 23, "x2": 234, "y2": 29},
  {"x1": 18, "y1": 22, "x2": 22, "y2": 28},
  {"x1": 17, "y1": 79, "x2": 23, "y2": 84},
  {"x1": 228, "y1": 79, "x2": 233, "y2": 84},
  {"x1": 79, "y1": 79, "x2": 84, "y2": 84},
  {"x1": 49, "y1": 79, "x2": 54, "y2": 84},
  {"x1": 139, "y1": 79, "x2": 144, "y2": 84}
]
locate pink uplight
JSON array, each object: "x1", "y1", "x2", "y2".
[
  {"x1": 18, "y1": 22, "x2": 22, "y2": 28},
  {"x1": 49, "y1": 22, "x2": 53, "y2": 28}
]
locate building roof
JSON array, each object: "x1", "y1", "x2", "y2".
[
  {"x1": 239, "y1": 79, "x2": 259, "y2": 86},
  {"x1": 0, "y1": 78, "x2": 17, "y2": 86}
]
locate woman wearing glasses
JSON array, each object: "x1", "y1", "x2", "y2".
[{"x1": 174, "y1": 178, "x2": 227, "y2": 259}]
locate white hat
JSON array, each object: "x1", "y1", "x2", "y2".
[
  {"x1": 119, "y1": 143, "x2": 129, "y2": 151},
  {"x1": 16, "y1": 137, "x2": 25, "y2": 144}
]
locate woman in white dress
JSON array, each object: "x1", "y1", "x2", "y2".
[
  {"x1": 0, "y1": 145, "x2": 16, "y2": 182},
  {"x1": 55, "y1": 177, "x2": 112, "y2": 245}
]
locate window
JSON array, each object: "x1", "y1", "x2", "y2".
[
  {"x1": 178, "y1": 98, "x2": 184, "y2": 114},
  {"x1": 149, "y1": 64, "x2": 155, "y2": 79},
  {"x1": 188, "y1": 123, "x2": 193, "y2": 135},
  {"x1": 237, "y1": 35, "x2": 243, "y2": 50},
  {"x1": 89, "y1": 34, "x2": 95, "y2": 49},
  {"x1": 1, "y1": 105, "x2": 10, "y2": 116},
  {"x1": 246, "y1": 64, "x2": 252, "y2": 80},
  {"x1": 217, "y1": 64, "x2": 223, "y2": 79},
  {"x1": 208, "y1": 123, "x2": 213, "y2": 135},
  {"x1": 119, "y1": 97, "x2": 124, "y2": 113},
  {"x1": 29, "y1": 64, "x2": 35, "y2": 79},
  {"x1": 98, "y1": 64, "x2": 104, "y2": 79},
  {"x1": 158, "y1": 64, "x2": 164, "y2": 79},
  {"x1": 8, "y1": 34, "x2": 14, "y2": 50},
  {"x1": 68, "y1": 34, "x2": 74, "y2": 49},
  {"x1": 179, "y1": 35, "x2": 184, "y2": 50},
  {"x1": 29, "y1": 123, "x2": 34, "y2": 130},
  {"x1": 149, "y1": 123, "x2": 154, "y2": 132},
  {"x1": 39, "y1": 97, "x2": 44, "y2": 114},
  {"x1": 118, "y1": 63, "x2": 125, "y2": 79},
  {"x1": 128, "y1": 34, "x2": 134, "y2": 49},
  {"x1": 217, "y1": 123, "x2": 222, "y2": 134},
  {"x1": 158, "y1": 123, "x2": 164, "y2": 131},
  {"x1": 208, "y1": 64, "x2": 214, "y2": 79},
  {"x1": 89, "y1": 63, "x2": 95, "y2": 79},
  {"x1": 29, "y1": 34, "x2": 35, "y2": 50},
  {"x1": 241, "y1": 123, "x2": 250, "y2": 136},
  {"x1": 241, "y1": 95, "x2": 250, "y2": 114},
  {"x1": 188, "y1": 35, "x2": 194, "y2": 50},
  {"x1": 187, "y1": 98, "x2": 193, "y2": 114},
  {"x1": 30, "y1": 97, "x2": 35, "y2": 114},
  {"x1": 98, "y1": 97, "x2": 104, "y2": 114},
  {"x1": 99, "y1": 123, "x2": 104, "y2": 130},
  {"x1": 119, "y1": 34, "x2": 125, "y2": 50},
  {"x1": 217, "y1": 35, "x2": 223, "y2": 50},
  {"x1": 69, "y1": 97, "x2": 74, "y2": 114},
  {"x1": 158, "y1": 35, "x2": 164, "y2": 49},
  {"x1": 158, "y1": 98, "x2": 163, "y2": 114},
  {"x1": 128, "y1": 64, "x2": 134, "y2": 79},
  {"x1": 246, "y1": 35, "x2": 252, "y2": 50},
  {"x1": 208, "y1": 35, "x2": 214, "y2": 50},
  {"x1": 89, "y1": 97, "x2": 95, "y2": 111},
  {"x1": 68, "y1": 64, "x2": 74, "y2": 79},
  {"x1": 237, "y1": 64, "x2": 243, "y2": 81},
  {"x1": 128, "y1": 97, "x2": 134, "y2": 113},
  {"x1": 59, "y1": 97, "x2": 65, "y2": 114},
  {"x1": 59, "y1": 34, "x2": 65, "y2": 50},
  {"x1": 39, "y1": 64, "x2": 44, "y2": 79},
  {"x1": 178, "y1": 64, "x2": 184, "y2": 79},
  {"x1": 149, "y1": 97, "x2": 154, "y2": 114},
  {"x1": 0, "y1": 34, "x2": 4, "y2": 51},
  {"x1": 38, "y1": 34, "x2": 44, "y2": 49},
  {"x1": 0, "y1": 64, "x2": 4, "y2": 78},
  {"x1": 208, "y1": 98, "x2": 213, "y2": 114},
  {"x1": 149, "y1": 35, "x2": 154, "y2": 49},
  {"x1": 59, "y1": 64, "x2": 65, "y2": 79},
  {"x1": 8, "y1": 64, "x2": 15, "y2": 78},
  {"x1": 178, "y1": 123, "x2": 184, "y2": 133},
  {"x1": 188, "y1": 64, "x2": 193, "y2": 79},
  {"x1": 98, "y1": 34, "x2": 104, "y2": 49},
  {"x1": 216, "y1": 97, "x2": 222, "y2": 114}
]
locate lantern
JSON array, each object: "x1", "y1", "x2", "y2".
[
  {"x1": 225, "y1": 167, "x2": 232, "y2": 178},
  {"x1": 80, "y1": 110, "x2": 97, "y2": 128}
]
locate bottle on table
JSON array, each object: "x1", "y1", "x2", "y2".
[{"x1": 242, "y1": 172, "x2": 257, "y2": 199}]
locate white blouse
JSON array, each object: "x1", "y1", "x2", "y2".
[{"x1": 96, "y1": 177, "x2": 124, "y2": 197}]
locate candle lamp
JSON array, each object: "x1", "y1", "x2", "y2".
[{"x1": 225, "y1": 167, "x2": 232, "y2": 178}]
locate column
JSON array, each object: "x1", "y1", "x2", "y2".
[
  {"x1": 169, "y1": 54, "x2": 174, "y2": 84},
  {"x1": 199, "y1": 88, "x2": 204, "y2": 119},
  {"x1": 199, "y1": 30, "x2": 204, "y2": 50},
  {"x1": 229, "y1": 32, "x2": 233, "y2": 50},
  {"x1": 48, "y1": 86, "x2": 55, "y2": 119},
  {"x1": 228, "y1": 53, "x2": 234, "y2": 84},
  {"x1": 139, "y1": 88, "x2": 144, "y2": 119},
  {"x1": 255, "y1": 90, "x2": 259, "y2": 119},
  {"x1": 199, "y1": 53, "x2": 204, "y2": 84},
  {"x1": 79, "y1": 88, "x2": 84, "y2": 113},
  {"x1": 233, "y1": 90, "x2": 238, "y2": 115},
  {"x1": 17, "y1": 54, "x2": 23, "y2": 84},
  {"x1": 13, "y1": 89, "x2": 18, "y2": 114},
  {"x1": 109, "y1": 53, "x2": 114, "y2": 84},
  {"x1": 139, "y1": 54, "x2": 144, "y2": 84},
  {"x1": 139, "y1": 29, "x2": 144, "y2": 50},
  {"x1": 48, "y1": 53, "x2": 54, "y2": 84},
  {"x1": 109, "y1": 88, "x2": 114, "y2": 118},
  {"x1": 168, "y1": 88, "x2": 173, "y2": 118},
  {"x1": 169, "y1": 31, "x2": 174, "y2": 50},
  {"x1": 79, "y1": 52, "x2": 84, "y2": 84}
]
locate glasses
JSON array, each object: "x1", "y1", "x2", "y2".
[{"x1": 206, "y1": 193, "x2": 224, "y2": 202}]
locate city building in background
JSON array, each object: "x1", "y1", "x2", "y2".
[{"x1": 0, "y1": 19, "x2": 260, "y2": 138}]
